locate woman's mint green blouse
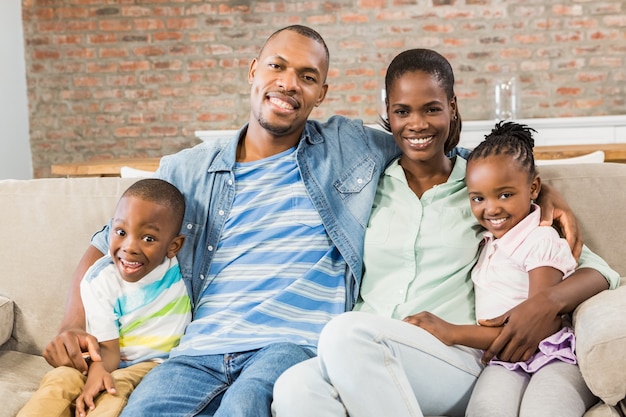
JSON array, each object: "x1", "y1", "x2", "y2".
[{"x1": 355, "y1": 156, "x2": 619, "y2": 325}]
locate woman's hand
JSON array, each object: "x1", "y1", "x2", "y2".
[
  {"x1": 536, "y1": 183, "x2": 583, "y2": 259},
  {"x1": 478, "y1": 291, "x2": 561, "y2": 364}
]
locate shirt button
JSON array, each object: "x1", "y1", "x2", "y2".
[
  {"x1": 228, "y1": 179, "x2": 233, "y2": 185},
  {"x1": 200, "y1": 274, "x2": 205, "y2": 280},
  {"x1": 186, "y1": 224, "x2": 193, "y2": 230},
  {"x1": 357, "y1": 178, "x2": 363, "y2": 184},
  {"x1": 218, "y1": 210, "x2": 225, "y2": 216},
  {"x1": 207, "y1": 245, "x2": 213, "y2": 251}
]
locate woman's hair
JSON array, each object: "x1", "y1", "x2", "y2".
[
  {"x1": 381, "y1": 48, "x2": 462, "y2": 154},
  {"x1": 468, "y1": 121, "x2": 537, "y2": 179}
]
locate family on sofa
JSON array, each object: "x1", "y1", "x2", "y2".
[{"x1": 18, "y1": 24, "x2": 622, "y2": 417}]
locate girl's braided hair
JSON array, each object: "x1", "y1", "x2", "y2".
[{"x1": 468, "y1": 121, "x2": 538, "y2": 179}]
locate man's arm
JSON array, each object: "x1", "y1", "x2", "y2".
[{"x1": 42, "y1": 245, "x2": 104, "y2": 373}]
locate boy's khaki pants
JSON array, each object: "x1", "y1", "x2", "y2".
[{"x1": 17, "y1": 361, "x2": 158, "y2": 417}]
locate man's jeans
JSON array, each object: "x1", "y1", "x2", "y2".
[{"x1": 120, "y1": 342, "x2": 315, "y2": 417}]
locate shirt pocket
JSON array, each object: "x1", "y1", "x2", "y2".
[
  {"x1": 178, "y1": 220, "x2": 202, "y2": 279},
  {"x1": 333, "y1": 156, "x2": 376, "y2": 195},
  {"x1": 333, "y1": 157, "x2": 378, "y2": 227},
  {"x1": 439, "y1": 206, "x2": 482, "y2": 249}
]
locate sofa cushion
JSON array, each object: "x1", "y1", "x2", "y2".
[
  {"x1": 0, "y1": 296, "x2": 14, "y2": 346},
  {"x1": 0, "y1": 351, "x2": 52, "y2": 417},
  {"x1": 0, "y1": 177, "x2": 138, "y2": 356},
  {"x1": 574, "y1": 283, "x2": 626, "y2": 406},
  {"x1": 539, "y1": 163, "x2": 626, "y2": 278},
  {"x1": 584, "y1": 400, "x2": 625, "y2": 417}
]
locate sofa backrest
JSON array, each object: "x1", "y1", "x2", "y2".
[
  {"x1": 539, "y1": 162, "x2": 626, "y2": 278},
  {"x1": 0, "y1": 177, "x2": 138, "y2": 356},
  {"x1": 1, "y1": 163, "x2": 625, "y2": 357}
]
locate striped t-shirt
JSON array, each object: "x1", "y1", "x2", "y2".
[
  {"x1": 81, "y1": 256, "x2": 191, "y2": 367},
  {"x1": 171, "y1": 146, "x2": 347, "y2": 357}
]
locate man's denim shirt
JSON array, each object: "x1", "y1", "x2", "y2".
[{"x1": 92, "y1": 115, "x2": 399, "y2": 311}]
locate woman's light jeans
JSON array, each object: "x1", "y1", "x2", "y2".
[{"x1": 272, "y1": 311, "x2": 484, "y2": 417}]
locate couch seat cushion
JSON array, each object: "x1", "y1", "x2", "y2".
[{"x1": 0, "y1": 351, "x2": 52, "y2": 417}]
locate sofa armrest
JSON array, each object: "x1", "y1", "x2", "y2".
[
  {"x1": 574, "y1": 282, "x2": 626, "y2": 406},
  {"x1": 0, "y1": 295, "x2": 14, "y2": 346}
]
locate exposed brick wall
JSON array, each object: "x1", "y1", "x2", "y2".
[{"x1": 22, "y1": 0, "x2": 626, "y2": 177}]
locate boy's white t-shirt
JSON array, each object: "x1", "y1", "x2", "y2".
[{"x1": 80, "y1": 255, "x2": 191, "y2": 367}]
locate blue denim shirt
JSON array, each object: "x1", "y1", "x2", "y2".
[{"x1": 92, "y1": 115, "x2": 399, "y2": 310}]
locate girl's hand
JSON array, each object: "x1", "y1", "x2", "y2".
[{"x1": 403, "y1": 311, "x2": 456, "y2": 345}]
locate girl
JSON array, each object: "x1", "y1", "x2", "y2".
[{"x1": 411, "y1": 121, "x2": 612, "y2": 416}]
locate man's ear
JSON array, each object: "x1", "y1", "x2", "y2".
[
  {"x1": 248, "y1": 57, "x2": 259, "y2": 85},
  {"x1": 531, "y1": 176, "x2": 541, "y2": 200},
  {"x1": 167, "y1": 235, "x2": 186, "y2": 258},
  {"x1": 315, "y1": 83, "x2": 329, "y2": 107}
]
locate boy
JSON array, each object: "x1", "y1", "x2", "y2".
[{"x1": 18, "y1": 179, "x2": 191, "y2": 417}]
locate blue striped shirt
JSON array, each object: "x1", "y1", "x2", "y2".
[{"x1": 171, "y1": 147, "x2": 346, "y2": 356}]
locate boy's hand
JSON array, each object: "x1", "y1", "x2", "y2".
[
  {"x1": 403, "y1": 311, "x2": 456, "y2": 345},
  {"x1": 75, "y1": 363, "x2": 116, "y2": 417},
  {"x1": 43, "y1": 329, "x2": 101, "y2": 375}
]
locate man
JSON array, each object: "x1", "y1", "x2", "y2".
[{"x1": 44, "y1": 25, "x2": 398, "y2": 416}]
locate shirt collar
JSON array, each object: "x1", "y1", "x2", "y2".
[
  {"x1": 385, "y1": 155, "x2": 467, "y2": 188},
  {"x1": 482, "y1": 203, "x2": 541, "y2": 257}
]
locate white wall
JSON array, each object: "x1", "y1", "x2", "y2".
[{"x1": 0, "y1": 0, "x2": 32, "y2": 179}]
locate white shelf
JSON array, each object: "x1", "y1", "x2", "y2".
[
  {"x1": 460, "y1": 115, "x2": 626, "y2": 148},
  {"x1": 195, "y1": 115, "x2": 626, "y2": 149}
]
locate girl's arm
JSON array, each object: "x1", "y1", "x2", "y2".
[{"x1": 403, "y1": 312, "x2": 501, "y2": 350}]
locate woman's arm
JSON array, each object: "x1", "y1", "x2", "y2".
[
  {"x1": 407, "y1": 266, "x2": 566, "y2": 354},
  {"x1": 42, "y1": 245, "x2": 104, "y2": 373},
  {"x1": 480, "y1": 267, "x2": 609, "y2": 363}
]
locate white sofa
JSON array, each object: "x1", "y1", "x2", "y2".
[{"x1": 1, "y1": 164, "x2": 625, "y2": 416}]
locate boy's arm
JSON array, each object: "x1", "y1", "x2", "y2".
[
  {"x1": 42, "y1": 245, "x2": 104, "y2": 372},
  {"x1": 75, "y1": 339, "x2": 120, "y2": 417}
]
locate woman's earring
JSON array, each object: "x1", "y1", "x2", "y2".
[{"x1": 453, "y1": 114, "x2": 458, "y2": 120}]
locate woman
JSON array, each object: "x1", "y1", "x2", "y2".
[{"x1": 271, "y1": 49, "x2": 617, "y2": 417}]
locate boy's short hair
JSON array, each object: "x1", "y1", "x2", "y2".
[{"x1": 121, "y1": 179, "x2": 185, "y2": 231}]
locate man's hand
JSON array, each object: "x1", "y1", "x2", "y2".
[
  {"x1": 75, "y1": 362, "x2": 116, "y2": 417},
  {"x1": 537, "y1": 183, "x2": 583, "y2": 259},
  {"x1": 42, "y1": 329, "x2": 101, "y2": 374},
  {"x1": 403, "y1": 311, "x2": 456, "y2": 346},
  {"x1": 478, "y1": 292, "x2": 561, "y2": 364}
]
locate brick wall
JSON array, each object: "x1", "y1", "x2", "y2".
[{"x1": 22, "y1": 0, "x2": 626, "y2": 177}]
